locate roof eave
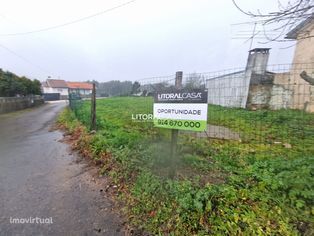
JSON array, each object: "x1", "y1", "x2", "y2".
[{"x1": 285, "y1": 15, "x2": 314, "y2": 40}]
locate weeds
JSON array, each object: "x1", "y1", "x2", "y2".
[{"x1": 58, "y1": 97, "x2": 314, "y2": 235}]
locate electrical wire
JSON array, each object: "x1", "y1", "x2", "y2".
[
  {"x1": 0, "y1": 0, "x2": 136, "y2": 36},
  {"x1": 0, "y1": 42, "x2": 53, "y2": 76}
]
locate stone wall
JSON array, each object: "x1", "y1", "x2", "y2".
[
  {"x1": 272, "y1": 70, "x2": 314, "y2": 112},
  {"x1": 246, "y1": 71, "x2": 314, "y2": 112},
  {"x1": 0, "y1": 96, "x2": 44, "y2": 114}
]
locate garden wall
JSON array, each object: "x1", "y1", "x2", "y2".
[{"x1": 0, "y1": 96, "x2": 44, "y2": 114}]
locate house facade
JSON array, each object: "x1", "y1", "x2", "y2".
[
  {"x1": 42, "y1": 79, "x2": 93, "y2": 100},
  {"x1": 42, "y1": 79, "x2": 69, "y2": 100},
  {"x1": 67, "y1": 82, "x2": 93, "y2": 97},
  {"x1": 284, "y1": 16, "x2": 314, "y2": 112}
]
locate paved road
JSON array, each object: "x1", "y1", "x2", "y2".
[{"x1": 0, "y1": 102, "x2": 125, "y2": 236}]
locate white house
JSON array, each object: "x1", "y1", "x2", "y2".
[
  {"x1": 42, "y1": 79, "x2": 69, "y2": 99},
  {"x1": 42, "y1": 79, "x2": 93, "y2": 100}
]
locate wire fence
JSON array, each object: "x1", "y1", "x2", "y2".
[{"x1": 68, "y1": 63, "x2": 314, "y2": 155}]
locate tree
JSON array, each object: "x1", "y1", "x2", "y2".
[
  {"x1": 185, "y1": 73, "x2": 205, "y2": 90},
  {"x1": 232, "y1": 0, "x2": 314, "y2": 42},
  {"x1": 0, "y1": 69, "x2": 41, "y2": 97},
  {"x1": 86, "y1": 80, "x2": 99, "y2": 88},
  {"x1": 31, "y1": 79, "x2": 42, "y2": 95},
  {"x1": 131, "y1": 81, "x2": 141, "y2": 94},
  {"x1": 300, "y1": 71, "x2": 314, "y2": 85},
  {"x1": 96, "y1": 80, "x2": 133, "y2": 97}
]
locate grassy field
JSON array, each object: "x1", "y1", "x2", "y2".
[{"x1": 58, "y1": 97, "x2": 314, "y2": 235}]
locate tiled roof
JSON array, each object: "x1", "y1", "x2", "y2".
[
  {"x1": 67, "y1": 82, "x2": 93, "y2": 90},
  {"x1": 47, "y1": 79, "x2": 68, "y2": 88}
]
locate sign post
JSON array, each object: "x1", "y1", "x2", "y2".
[{"x1": 153, "y1": 71, "x2": 208, "y2": 177}]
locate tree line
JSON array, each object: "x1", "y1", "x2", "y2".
[
  {"x1": 0, "y1": 69, "x2": 41, "y2": 97},
  {"x1": 87, "y1": 73, "x2": 205, "y2": 97},
  {"x1": 87, "y1": 80, "x2": 140, "y2": 97}
]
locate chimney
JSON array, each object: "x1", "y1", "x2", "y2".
[{"x1": 246, "y1": 48, "x2": 270, "y2": 75}]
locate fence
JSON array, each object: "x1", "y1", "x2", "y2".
[
  {"x1": 66, "y1": 64, "x2": 314, "y2": 235},
  {"x1": 68, "y1": 63, "x2": 314, "y2": 152},
  {"x1": 136, "y1": 64, "x2": 314, "y2": 145},
  {"x1": 0, "y1": 95, "x2": 44, "y2": 114}
]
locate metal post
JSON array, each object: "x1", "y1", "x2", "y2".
[
  {"x1": 169, "y1": 71, "x2": 183, "y2": 178},
  {"x1": 90, "y1": 83, "x2": 96, "y2": 131}
]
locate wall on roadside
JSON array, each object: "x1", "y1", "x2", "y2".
[{"x1": 0, "y1": 96, "x2": 44, "y2": 114}]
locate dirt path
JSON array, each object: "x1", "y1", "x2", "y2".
[{"x1": 0, "y1": 102, "x2": 126, "y2": 236}]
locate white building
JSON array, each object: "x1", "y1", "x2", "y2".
[
  {"x1": 42, "y1": 79, "x2": 93, "y2": 100},
  {"x1": 42, "y1": 79, "x2": 69, "y2": 99}
]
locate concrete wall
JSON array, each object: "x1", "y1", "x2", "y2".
[
  {"x1": 246, "y1": 70, "x2": 314, "y2": 112},
  {"x1": 279, "y1": 69, "x2": 314, "y2": 112},
  {"x1": 206, "y1": 71, "x2": 250, "y2": 108},
  {"x1": 0, "y1": 96, "x2": 44, "y2": 114},
  {"x1": 206, "y1": 48, "x2": 270, "y2": 109}
]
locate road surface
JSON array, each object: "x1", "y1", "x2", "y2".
[{"x1": 0, "y1": 102, "x2": 125, "y2": 236}]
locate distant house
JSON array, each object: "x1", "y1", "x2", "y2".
[
  {"x1": 67, "y1": 82, "x2": 93, "y2": 96},
  {"x1": 42, "y1": 79, "x2": 93, "y2": 100},
  {"x1": 42, "y1": 79, "x2": 69, "y2": 100}
]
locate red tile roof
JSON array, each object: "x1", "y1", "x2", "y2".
[
  {"x1": 67, "y1": 82, "x2": 93, "y2": 90},
  {"x1": 47, "y1": 79, "x2": 68, "y2": 88}
]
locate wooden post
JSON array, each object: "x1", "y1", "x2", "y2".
[
  {"x1": 169, "y1": 71, "x2": 183, "y2": 178},
  {"x1": 90, "y1": 83, "x2": 96, "y2": 131}
]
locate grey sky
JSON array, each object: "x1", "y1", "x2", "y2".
[{"x1": 0, "y1": 0, "x2": 295, "y2": 82}]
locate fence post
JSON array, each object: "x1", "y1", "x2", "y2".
[
  {"x1": 169, "y1": 71, "x2": 183, "y2": 178},
  {"x1": 90, "y1": 83, "x2": 96, "y2": 131}
]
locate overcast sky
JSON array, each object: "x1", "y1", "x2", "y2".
[{"x1": 0, "y1": 0, "x2": 296, "y2": 82}]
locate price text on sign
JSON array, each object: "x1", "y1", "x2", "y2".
[{"x1": 153, "y1": 89, "x2": 208, "y2": 132}]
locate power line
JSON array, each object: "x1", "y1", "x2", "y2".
[
  {"x1": 0, "y1": 42, "x2": 53, "y2": 76},
  {"x1": 0, "y1": 0, "x2": 137, "y2": 36}
]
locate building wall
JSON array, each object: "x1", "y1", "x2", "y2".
[
  {"x1": 43, "y1": 87, "x2": 68, "y2": 96},
  {"x1": 206, "y1": 71, "x2": 250, "y2": 108},
  {"x1": 291, "y1": 23, "x2": 314, "y2": 66},
  {"x1": 290, "y1": 24, "x2": 314, "y2": 112},
  {"x1": 80, "y1": 89, "x2": 92, "y2": 95}
]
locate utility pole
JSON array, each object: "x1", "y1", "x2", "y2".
[{"x1": 90, "y1": 83, "x2": 96, "y2": 131}]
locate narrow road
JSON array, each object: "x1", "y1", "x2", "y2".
[{"x1": 0, "y1": 102, "x2": 125, "y2": 236}]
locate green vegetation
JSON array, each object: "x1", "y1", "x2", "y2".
[
  {"x1": 58, "y1": 97, "x2": 314, "y2": 235},
  {"x1": 88, "y1": 80, "x2": 141, "y2": 97},
  {"x1": 0, "y1": 69, "x2": 41, "y2": 97}
]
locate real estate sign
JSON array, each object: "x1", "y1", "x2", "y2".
[{"x1": 153, "y1": 89, "x2": 208, "y2": 131}]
